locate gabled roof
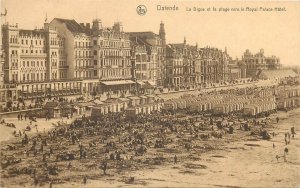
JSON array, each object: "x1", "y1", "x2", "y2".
[
  {"x1": 129, "y1": 36, "x2": 147, "y2": 46},
  {"x1": 53, "y1": 18, "x2": 85, "y2": 33}
]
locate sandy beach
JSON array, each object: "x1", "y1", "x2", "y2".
[
  {"x1": 54, "y1": 109, "x2": 299, "y2": 188},
  {"x1": 1, "y1": 107, "x2": 299, "y2": 188}
]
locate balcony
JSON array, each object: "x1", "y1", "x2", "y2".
[
  {"x1": 74, "y1": 46, "x2": 92, "y2": 49},
  {"x1": 59, "y1": 65, "x2": 69, "y2": 69},
  {"x1": 20, "y1": 54, "x2": 47, "y2": 58},
  {"x1": 75, "y1": 55, "x2": 93, "y2": 58},
  {"x1": 7, "y1": 78, "x2": 83, "y2": 84},
  {"x1": 0, "y1": 84, "x2": 17, "y2": 89}
]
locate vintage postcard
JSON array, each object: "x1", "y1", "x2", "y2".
[{"x1": 0, "y1": 0, "x2": 299, "y2": 187}]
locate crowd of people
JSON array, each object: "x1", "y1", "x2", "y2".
[
  {"x1": 1, "y1": 105, "x2": 287, "y2": 187},
  {"x1": 0, "y1": 81, "x2": 298, "y2": 187}
]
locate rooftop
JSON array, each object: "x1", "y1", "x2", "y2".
[{"x1": 53, "y1": 18, "x2": 86, "y2": 33}]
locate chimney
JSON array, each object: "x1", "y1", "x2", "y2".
[
  {"x1": 80, "y1": 23, "x2": 84, "y2": 28},
  {"x1": 86, "y1": 23, "x2": 90, "y2": 29}
]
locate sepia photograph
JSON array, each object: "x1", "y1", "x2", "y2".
[{"x1": 0, "y1": 0, "x2": 300, "y2": 187}]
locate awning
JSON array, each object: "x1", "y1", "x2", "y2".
[
  {"x1": 146, "y1": 81, "x2": 156, "y2": 86},
  {"x1": 136, "y1": 81, "x2": 146, "y2": 86},
  {"x1": 101, "y1": 80, "x2": 135, "y2": 86}
]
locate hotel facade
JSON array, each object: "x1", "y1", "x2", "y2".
[{"x1": 0, "y1": 17, "x2": 282, "y2": 110}]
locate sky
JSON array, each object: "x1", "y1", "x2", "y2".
[{"x1": 1, "y1": 0, "x2": 300, "y2": 66}]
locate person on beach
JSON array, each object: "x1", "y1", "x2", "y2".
[
  {"x1": 273, "y1": 143, "x2": 275, "y2": 149},
  {"x1": 284, "y1": 147, "x2": 288, "y2": 162},
  {"x1": 276, "y1": 117, "x2": 279, "y2": 123},
  {"x1": 291, "y1": 127, "x2": 296, "y2": 138},
  {"x1": 285, "y1": 133, "x2": 288, "y2": 145},
  {"x1": 100, "y1": 161, "x2": 108, "y2": 175},
  {"x1": 174, "y1": 155, "x2": 178, "y2": 164}
]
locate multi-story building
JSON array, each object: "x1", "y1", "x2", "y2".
[
  {"x1": 228, "y1": 57, "x2": 247, "y2": 81},
  {"x1": 1, "y1": 22, "x2": 82, "y2": 100},
  {"x1": 242, "y1": 49, "x2": 281, "y2": 78},
  {"x1": 0, "y1": 12, "x2": 20, "y2": 109},
  {"x1": 166, "y1": 38, "x2": 196, "y2": 89},
  {"x1": 0, "y1": 26, "x2": 3, "y2": 87},
  {"x1": 0, "y1": 17, "x2": 135, "y2": 106},
  {"x1": 166, "y1": 39, "x2": 229, "y2": 88},
  {"x1": 128, "y1": 22, "x2": 166, "y2": 87},
  {"x1": 50, "y1": 18, "x2": 133, "y2": 95},
  {"x1": 130, "y1": 37, "x2": 151, "y2": 84},
  {"x1": 195, "y1": 47, "x2": 229, "y2": 85},
  {"x1": 165, "y1": 44, "x2": 184, "y2": 89}
]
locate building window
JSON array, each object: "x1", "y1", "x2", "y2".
[
  {"x1": 94, "y1": 60, "x2": 97, "y2": 65},
  {"x1": 94, "y1": 70, "x2": 97, "y2": 76},
  {"x1": 93, "y1": 50, "x2": 97, "y2": 55}
]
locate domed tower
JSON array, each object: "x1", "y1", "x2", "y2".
[{"x1": 159, "y1": 21, "x2": 166, "y2": 46}]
